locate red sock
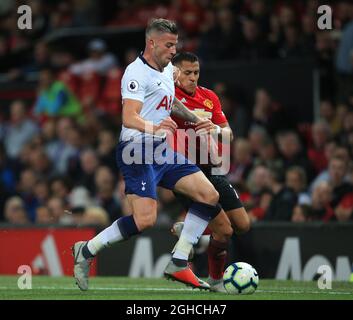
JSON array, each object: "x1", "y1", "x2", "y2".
[{"x1": 207, "y1": 237, "x2": 228, "y2": 280}]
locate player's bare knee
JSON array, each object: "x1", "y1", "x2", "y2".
[
  {"x1": 234, "y1": 216, "x2": 251, "y2": 235},
  {"x1": 134, "y1": 211, "x2": 157, "y2": 231},
  {"x1": 209, "y1": 189, "x2": 219, "y2": 205},
  {"x1": 197, "y1": 188, "x2": 219, "y2": 205},
  {"x1": 219, "y1": 222, "x2": 233, "y2": 241},
  {"x1": 213, "y1": 225, "x2": 233, "y2": 243},
  {"x1": 210, "y1": 218, "x2": 233, "y2": 242},
  {"x1": 238, "y1": 221, "x2": 251, "y2": 234},
  {"x1": 136, "y1": 216, "x2": 156, "y2": 231},
  {"x1": 228, "y1": 208, "x2": 251, "y2": 235},
  {"x1": 224, "y1": 224, "x2": 234, "y2": 239},
  {"x1": 143, "y1": 218, "x2": 156, "y2": 230}
]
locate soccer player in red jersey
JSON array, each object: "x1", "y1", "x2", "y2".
[{"x1": 171, "y1": 52, "x2": 251, "y2": 292}]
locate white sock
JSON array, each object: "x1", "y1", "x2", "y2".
[
  {"x1": 172, "y1": 213, "x2": 209, "y2": 260},
  {"x1": 87, "y1": 220, "x2": 123, "y2": 255}
]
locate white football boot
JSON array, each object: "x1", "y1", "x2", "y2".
[{"x1": 72, "y1": 241, "x2": 93, "y2": 291}]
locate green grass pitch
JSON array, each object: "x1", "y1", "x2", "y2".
[{"x1": 0, "y1": 276, "x2": 352, "y2": 300}]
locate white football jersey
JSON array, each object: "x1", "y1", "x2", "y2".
[{"x1": 120, "y1": 55, "x2": 175, "y2": 142}]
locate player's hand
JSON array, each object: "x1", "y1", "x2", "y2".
[
  {"x1": 155, "y1": 117, "x2": 178, "y2": 136},
  {"x1": 195, "y1": 119, "x2": 216, "y2": 135}
]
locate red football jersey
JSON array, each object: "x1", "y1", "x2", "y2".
[
  {"x1": 173, "y1": 86, "x2": 227, "y2": 129},
  {"x1": 171, "y1": 86, "x2": 228, "y2": 166}
]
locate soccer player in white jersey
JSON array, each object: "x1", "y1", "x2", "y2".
[{"x1": 72, "y1": 18, "x2": 232, "y2": 291}]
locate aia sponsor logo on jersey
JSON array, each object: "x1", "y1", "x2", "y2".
[{"x1": 156, "y1": 95, "x2": 173, "y2": 111}]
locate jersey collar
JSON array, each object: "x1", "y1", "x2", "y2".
[
  {"x1": 176, "y1": 85, "x2": 196, "y2": 97},
  {"x1": 139, "y1": 53, "x2": 160, "y2": 72}
]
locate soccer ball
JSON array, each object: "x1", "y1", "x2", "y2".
[{"x1": 223, "y1": 262, "x2": 259, "y2": 294}]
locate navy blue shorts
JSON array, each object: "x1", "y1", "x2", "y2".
[{"x1": 116, "y1": 139, "x2": 200, "y2": 200}]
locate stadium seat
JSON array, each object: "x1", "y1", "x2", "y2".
[
  {"x1": 98, "y1": 67, "x2": 122, "y2": 115},
  {"x1": 58, "y1": 70, "x2": 80, "y2": 96},
  {"x1": 78, "y1": 71, "x2": 101, "y2": 110}
]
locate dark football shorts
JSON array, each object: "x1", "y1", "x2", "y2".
[{"x1": 174, "y1": 173, "x2": 244, "y2": 212}]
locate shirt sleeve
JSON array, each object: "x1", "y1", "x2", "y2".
[
  {"x1": 121, "y1": 65, "x2": 147, "y2": 103},
  {"x1": 210, "y1": 91, "x2": 228, "y2": 125}
]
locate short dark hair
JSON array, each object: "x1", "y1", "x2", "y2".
[
  {"x1": 172, "y1": 52, "x2": 199, "y2": 66},
  {"x1": 146, "y1": 18, "x2": 178, "y2": 37}
]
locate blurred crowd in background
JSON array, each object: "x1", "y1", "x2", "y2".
[{"x1": 0, "y1": 0, "x2": 353, "y2": 227}]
